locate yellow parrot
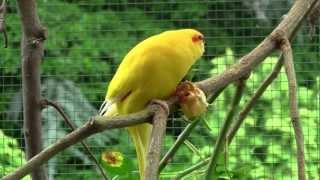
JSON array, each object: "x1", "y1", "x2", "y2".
[{"x1": 99, "y1": 29, "x2": 205, "y2": 179}]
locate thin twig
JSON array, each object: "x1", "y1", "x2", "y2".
[
  {"x1": 41, "y1": 99, "x2": 109, "y2": 180},
  {"x1": 281, "y1": 38, "x2": 305, "y2": 180},
  {"x1": 174, "y1": 158, "x2": 210, "y2": 180},
  {"x1": 159, "y1": 119, "x2": 200, "y2": 172},
  {"x1": 0, "y1": 0, "x2": 7, "y2": 48},
  {"x1": 144, "y1": 102, "x2": 169, "y2": 180},
  {"x1": 184, "y1": 140, "x2": 204, "y2": 160},
  {"x1": 227, "y1": 57, "x2": 284, "y2": 142},
  {"x1": 205, "y1": 79, "x2": 246, "y2": 179}
]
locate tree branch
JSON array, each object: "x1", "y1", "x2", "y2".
[
  {"x1": 17, "y1": 0, "x2": 47, "y2": 179},
  {"x1": 205, "y1": 79, "x2": 246, "y2": 179},
  {"x1": 281, "y1": 37, "x2": 305, "y2": 180},
  {"x1": 41, "y1": 99, "x2": 109, "y2": 180},
  {"x1": 144, "y1": 102, "x2": 169, "y2": 180}
]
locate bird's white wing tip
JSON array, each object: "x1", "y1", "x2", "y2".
[{"x1": 98, "y1": 99, "x2": 113, "y2": 116}]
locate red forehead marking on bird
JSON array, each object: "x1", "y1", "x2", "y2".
[{"x1": 192, "y1": 34, "x2": 203, "y2": 42}]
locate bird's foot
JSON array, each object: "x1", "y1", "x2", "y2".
[
  {"x1": 149, "y1": 99, "x2": 170, "y2": 115},
  {"x1": 174, "y1": 81, "x2": 208, "y2": 119},
  {"x1": 174, "y1": 81, "x2": 196, "y2": 103}
]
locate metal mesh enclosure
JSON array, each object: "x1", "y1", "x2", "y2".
[{"x1": 0, "y1": 0, "x2": 319, "y2": 179}]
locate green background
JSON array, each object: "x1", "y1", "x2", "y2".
[{"x1": 0, "y1": 0, "x2": 319, "y2": 179}]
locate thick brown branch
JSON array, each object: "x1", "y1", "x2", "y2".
[
  {"x1": 281, "y1": 38, "x2": 305, "y2": 180},
  {"x1": 41, "y1": 99, "x2": 109, "y2": 180},
  {"x1": 17, "y1": 0, "x2": 47, "y2": 179},
  {"x1": 144, "y1": 102, "x2": 169, "y2": 180}
]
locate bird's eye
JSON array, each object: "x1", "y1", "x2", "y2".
[{"x1": 192, "y1": 35, "x2": 204, "y2": 42}]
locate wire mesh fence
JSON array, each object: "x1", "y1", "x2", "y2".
[{"x1": 0, "y1": 0, "x2": 319, "y2": 179}]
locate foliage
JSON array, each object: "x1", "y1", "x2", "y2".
[{"x1": 0, "y1": 130, "x2": 30, "y2": 179}]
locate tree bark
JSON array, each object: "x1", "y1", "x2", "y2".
[{"x1": 17, "y1": 0, "x2": 47, "y2": 179}]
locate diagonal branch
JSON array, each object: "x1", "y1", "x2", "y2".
[
  {"x1": 205, "y1": 79, "x2": 246, "y2": 179},
  {"x1": 281, "y1": 37, "x2": 305, "y2": 180},
  {"x1": 41, "y1": 99, "x2": 109, "y2": 180}
]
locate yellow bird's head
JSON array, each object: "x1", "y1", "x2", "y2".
[{"x1": 161, "y1": 29, "x2": 205, "y2": 60}]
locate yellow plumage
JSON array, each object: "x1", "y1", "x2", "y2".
[{"x1": 100, "y1": 29, "x2": 204, "y2": 179}]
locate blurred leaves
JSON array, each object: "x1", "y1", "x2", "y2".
[{"x1": 0, "y1": 130, "x2": 30, "y2": 179}]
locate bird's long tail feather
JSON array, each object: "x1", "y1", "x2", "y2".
[
  {"x1": 128, "y1": 123, "x2": 152, "y2": 180},
  {"x1": 99, "y1": 100, "x2": 152, "y2": 179}
]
